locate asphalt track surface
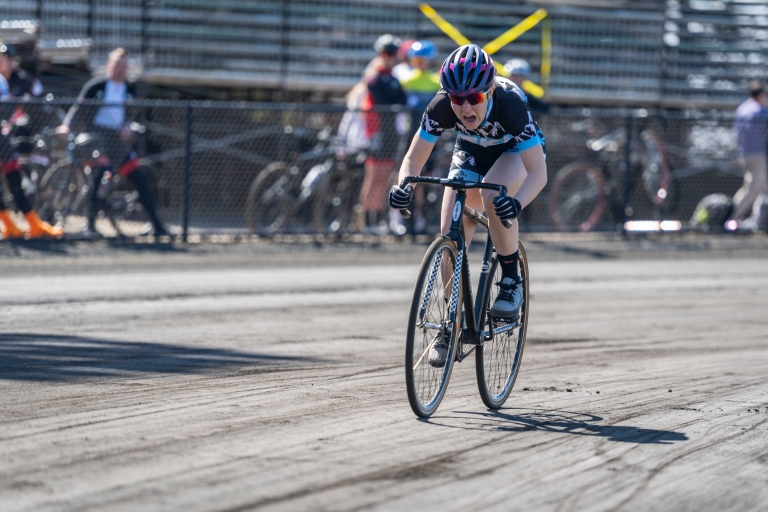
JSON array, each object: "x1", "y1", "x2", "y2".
[{"x1": 2, "y1": 240, "x2": 767, "y2": 511}]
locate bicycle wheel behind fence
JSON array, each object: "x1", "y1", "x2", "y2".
[
  {"x1": 405, "y1": 236, "x2": 462, "y2": 418},
  {"x1": 475, "y1": 242, "x2": 530, "y2": 409},
  {"x1": 549, "y1": 162, "x2": 606, "y2": 232}
]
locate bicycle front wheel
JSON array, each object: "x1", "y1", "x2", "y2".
[
  {"x1": 476, "y1": 242, "x2": 530, "y2": 409},
  {"x1": 36, "y1": 161, "x2": 87, "y2": 226},
  {"x1": 245, "y1": 162, "x2": 295, "y2": 235},
  {"x1": 549, "y1": 163, "x2": 606, "y2": 232},
  {"x1": 405, "y1": 236, "x2": 462, "y2": 418}
]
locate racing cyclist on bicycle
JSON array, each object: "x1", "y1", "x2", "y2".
[{"x1": 389, "y1": 44, "x2": 547, "y2": 362}]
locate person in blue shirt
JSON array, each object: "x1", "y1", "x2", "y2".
[{"x1": 730, "y1": 80, "x2": 768, "y2": 224}]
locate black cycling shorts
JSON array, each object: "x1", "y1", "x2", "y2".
[{"x1": 450, "y1": 137, "x2": 519, "y2": 177}]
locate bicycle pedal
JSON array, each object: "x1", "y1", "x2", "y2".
[{"x1": 490, "y1": 314, "x2": 519, "y2": 324}]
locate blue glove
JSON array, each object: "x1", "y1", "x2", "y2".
[
  {"x1": 389, "y1": 184, "x2": 414, "y2": 209},
  {"x1": 492, "y1": 196, "x2": 522, "y2": 221}
]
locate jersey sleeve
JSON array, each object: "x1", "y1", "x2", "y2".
[
  {"x1": 506, "y1": 102, "x2": 541, "y2": 151},
  {"x1": 417, "y1": 93, "x2": 455, "y2": 143}
]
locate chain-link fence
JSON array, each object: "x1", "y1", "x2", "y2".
[
  {"x1": 3, "y1": 1, "x2": 768, "y2": 107},
  {"x1": 0, "y1": 98, "x2": 763, "y2": 239}
]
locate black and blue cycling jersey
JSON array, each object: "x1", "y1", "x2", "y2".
[{"x1": 417, "y1": 77, "x2": 545, "y2": 175}]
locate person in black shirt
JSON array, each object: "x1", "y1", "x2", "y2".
[
  {"x1": 0, "y1": 42, "x2": 63, "y2": 239},
  {"x1": 503, "y1": 58, "x2": 549, "y2": 115},
  {"x1": 389, "y1": 45, "x2": 547, "y2": 365},
  {"x1": 57, "y1": 47, "x2": 167, "y2": 237},
  {"x1": 357, "y1": 35, "x2": 407, "y2": 233}
]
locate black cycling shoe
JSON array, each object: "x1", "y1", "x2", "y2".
[
  {"x1": 489, "y1": 276, "x2": 523, "y2": 320},
  {"x1": 429, "y1": 329, "x2": 451, "y2": 368}
]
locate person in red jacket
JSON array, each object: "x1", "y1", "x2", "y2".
[{"x1": 357, "y1": 34, "x2": 407, "y2": 233}]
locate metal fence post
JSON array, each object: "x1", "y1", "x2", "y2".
[
  {"x1": 622, "y1": 114, "x2": 634, "y2": 232},
  {"x1": 87, "y1": 0, "x2": 94, "y2": 41},
  {"x1": 183, "y1": 102, "x2": 193, "y2": 242},
  {"x1": 279, "y1": 0, "x2": 290, "y2": 102}
]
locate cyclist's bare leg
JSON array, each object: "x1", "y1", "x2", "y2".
[{"x1": 480, "y1": 152, "x2": 527, "y2": 255}]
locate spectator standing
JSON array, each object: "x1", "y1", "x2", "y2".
[
  {"x1": 730, "y1": 80, "x2": 768, "y2": 224},
  {"x1": 0, "y1": 42, "x2": 63, "y2": 239},
  {"x1": 391, "y1": 39, "x2": 415, "y2": 83},
  {"x1": 357, "y1": 35, "x2": 407, "y2": 233},
  {"x1": 503, "y1": 58, "x2": 549, "y2": 114},
  {"x1": 57, "y1": 48, "x2": 167, "y2": 237},
  {"x1": 395, "y1": 40, "x2": 441, "y2": 234}
]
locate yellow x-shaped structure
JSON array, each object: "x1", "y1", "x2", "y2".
[{"x1": 418, "y1": 3, "x2": 550, "y2": 98}]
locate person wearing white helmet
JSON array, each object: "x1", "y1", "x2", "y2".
[
  {"x1": 503, "y1": 58, "x2": 548, "y2": 114},
  {"x1": 356, "y1": 35, "x2": 407, "y2": 233}
]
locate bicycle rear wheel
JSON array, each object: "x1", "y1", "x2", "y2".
[
  {"x1": 476, "y1": 242, "x2": 529, "y2": 409},
  {"x1": 549, "y1": 163, "x2": 606, "y2": 232},
  {"x1": 36, "y1": 161, "x2": 87, "y2": 226},
  {"x1": 405, "y1": 236, "x2": 462, "y2": 418},
  {"x1": 313, "y1": 166, "x2": 357, "y2": 234},
  {"x1": 245, "y1": 162, "x2": 296, "y2": 235}
]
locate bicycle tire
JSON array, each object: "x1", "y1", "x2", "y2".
[
  {"x1": 312, "y1": 166, "x2": 356, "y2": 234},
  {"x1": 549, "y1": 162, "x2": 606, "y2": 232},
  {"x1": 245, "y1": 162, "x2": 295, "y2": 235},
  {"x1": 638, "y1": 131, "x2": 675, "y2": 209},
  {"x1": 475, "y1": 242, "x2": 530, "y2": 409},
  {"x1": 36, "y1": 160, "x2": 87, "y2": 226},
  {"x1": 405, "y1": 235, "x2": 462, "y2": 418},
  {"x1": 103, "y1": 165, "x2": 161, "y2": 237}
]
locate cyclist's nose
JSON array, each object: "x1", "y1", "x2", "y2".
[{"x1": 460, "y1": 101, "x2": 474, "y2": 113}]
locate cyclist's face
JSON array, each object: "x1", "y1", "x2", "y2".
[
  {"x1": 409, "y1": 57, "x2": 432, "y2": 71},
  {"x1": 0, "y1": 56, "x2": 11, "y2": 77},
  {"x1": 379, "y1": 51, "x2": 397, "y2": 70},
  {"x1": 509, "y1": 74, "x2": 525, "y2": 87},
  {"x1": 107, "y1": 55, "x2": 128, "y2": 82},
  {"x1": 451, "y1": 85, "x2": 493, "y2": 131}
]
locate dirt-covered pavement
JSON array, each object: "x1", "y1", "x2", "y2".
[{"x1": 1, "y1": 235, "x2": 767, "y2": 511}]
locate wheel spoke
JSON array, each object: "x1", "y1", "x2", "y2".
[{"x1": 406, "y1": 239, "x2": 459, "y2": 417}]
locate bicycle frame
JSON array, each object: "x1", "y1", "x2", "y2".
[{"x1": 400, "y1": 175, "x2": 516, "y2": 361}]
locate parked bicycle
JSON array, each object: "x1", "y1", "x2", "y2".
[
  {"x1": 39, "y1": 127, "x2": 161, "y2": 236},
  {"x1": 549, "y1": 125, "x2": 671, "y2": 232},
  {"x1": 245, "y1": 125, "x2": 365, "y2": 236},
  {"x1": 399, "y1": 175, "x2": 529, "y2": 418}
]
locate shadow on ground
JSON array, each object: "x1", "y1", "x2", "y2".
[
  {"x1": 0, "y1": 333, "x2": 313, "y2": 381},
  {"x1": 427, "y1": 408, "x2": 688, "y2": 444}
]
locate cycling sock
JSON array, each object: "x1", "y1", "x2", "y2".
[
  {"x1": 497, "y1": 250, "x2": 519, "y2": 281},
  {"x1": 128, "y1": 168, "x2": 164, "y2": 230},
  {"x1": 5, "y1": 169, "x2": 33, "y2": 214}
]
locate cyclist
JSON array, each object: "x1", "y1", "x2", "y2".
[
  {"x1": 0, "y1": 42, "x2": 63, "y2": 239},
  {"x1": 57, "y1": 47, "x2": 167, "y2": 237},
  {"x1": 502, "y1": 58, "x2": 549, "y2": 114},
  {"x1": 358, "y1": 35, "x2": 407, "y2": 233},
  {"x1": 389, "y1": 44, "x2": 547, "y2": 364},
  {"x1": 396, "y1": 40, "x2": 442, "y2": 234}
]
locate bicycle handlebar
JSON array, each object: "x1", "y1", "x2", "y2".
[{"x1": 398, "y1": 176, "x2": 514, "y2": 229}]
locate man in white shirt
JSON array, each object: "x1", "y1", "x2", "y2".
[{"x1": 58, "y1": 48, "x2": 167, "y2": 237}]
